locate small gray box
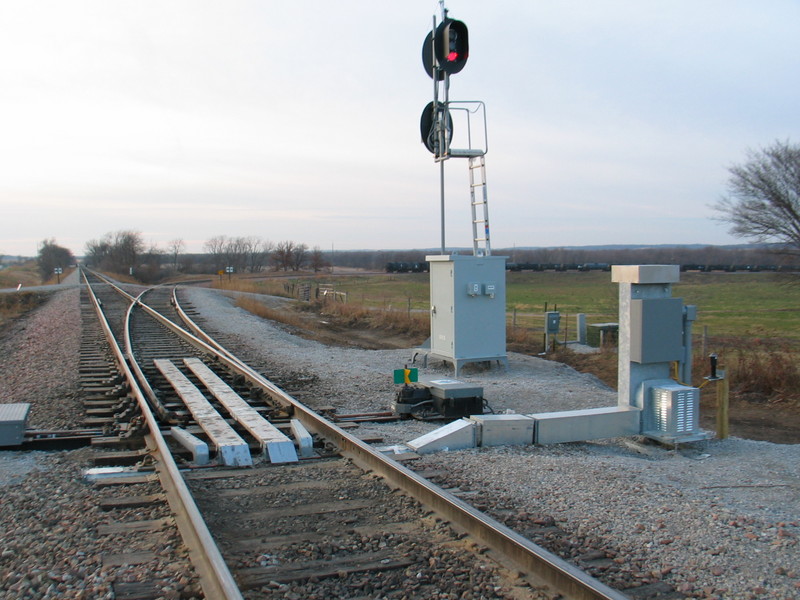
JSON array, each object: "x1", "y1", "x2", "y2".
[
  {"x1": 545, "y1": 311, "x2": 561, "y2": 334},
  {"x1": 0, "y1": 403, "x2": 31, "y2": 447},
  {"x1": 470, "y1": 414, "x2": 534, "y2": 446},
  {"x1": 420, "y1": 377, "x2": 483, "y2": 400},
  {"x1": 630, "y1": 298, "x2": 683, "y2": 363}
]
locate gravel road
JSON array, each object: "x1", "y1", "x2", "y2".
[{"x1": 1, "y1": 284, "x2": 799, "y2": 599}]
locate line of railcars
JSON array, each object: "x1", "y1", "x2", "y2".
[{"x1": 386, "y1": 261, "x2": 798, "y2": 274}]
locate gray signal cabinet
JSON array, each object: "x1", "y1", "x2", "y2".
[{"x1": 423, "y1": 254, "x2": 508, "y2": 374}]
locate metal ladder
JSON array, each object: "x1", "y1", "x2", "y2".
[{"x1": 468, "y1": 154, "x2": 491, "y2": 256}]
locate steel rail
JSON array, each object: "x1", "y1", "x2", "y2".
[
  {"x1": 80, "y1": 270, "x2": 244, "y2": 600},
  {"x1": 170, "y1": 285, "x2": 630, "y2": 600}
]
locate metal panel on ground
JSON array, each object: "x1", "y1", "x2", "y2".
[
  {"x1": 183, "y1": 358, "x2": 297, "y2": 463},
  {"x1": 154, "y1": 359, "x2": 252, "y2": 467}
]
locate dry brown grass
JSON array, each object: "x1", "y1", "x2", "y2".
[
  {"x1": 234, "y1": 296, "x2": 309, "y2": 329},
  {"x1": 728, "y1": 343, "x2": 800, "y2": 403},
  {"x1": 549, "y1": 346, "x2": 619, "y2": 388},
  {"x1": 0, "y1": 292, "x2": 48, "y2": 327},
  {"x1": 214, "y1": 279, "x2": 292, "y2": 297},
  {"x1": 311, "y1": 299, "x2": 430, "y2": 339},
  {"x1": 0, "y1": 262, "x2": 41, "y2": 289},
  {"x1": 550, "y1": 341, "x2": 800, "y2": 405}
]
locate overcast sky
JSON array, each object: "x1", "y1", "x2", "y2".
[{"x1": 1, "y1": 1, "x2": 798, "y2": 257}]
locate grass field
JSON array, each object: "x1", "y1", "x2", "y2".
[
  {"x1": 257, "y1": 270, "x2": 800, "y2": 343},
  {"x1": 229, "y1": 269, "x2": 799, "y2": 402},
  {"x1": 675, "y1": 272, "x2": 800, "y2": 343}
]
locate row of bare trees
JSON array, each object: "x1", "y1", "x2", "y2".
[
  {"x1": 203, "y1": 236, "x2": 327, "y2": 273},
  {"x1": 83, "y1": 231, "x2": 330, "y2": 282},
  {"x1": 85, "y1": 231, "x2": 146, "y2": 273},
  {"x1": 203, "y1": 235, "x2": 274, "y2": 273}
]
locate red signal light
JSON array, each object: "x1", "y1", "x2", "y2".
[
  {"x1": 435, "y1": 19, "x2": 468, "y2": 75},
  {"x1": 421, "y1": 17, "x2": 469, "y2": 78}
]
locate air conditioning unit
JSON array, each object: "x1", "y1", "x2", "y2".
[{"x1": 642, "y1": 380, "x2": 707, "y2": 444}]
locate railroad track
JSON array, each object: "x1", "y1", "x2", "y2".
[{"x1": 77, "y1": 268, "x2": 634, "y2": 600}]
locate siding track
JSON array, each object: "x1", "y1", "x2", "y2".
[{"x1": 80, "y1": 269, "x2": 631, "y2": 600}]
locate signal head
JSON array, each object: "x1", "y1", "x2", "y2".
[{"x1": 435, "y1": 18, "x2": 468, "y2": 75}]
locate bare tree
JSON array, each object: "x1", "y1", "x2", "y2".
[
  {"x1": 168, "y1": 238, "x2": 185, "y2": 271},
  {"x1": 309, "y1": 246, "x2": 328, "y2": 272},
  {"x1": 138, "y1": 243, "x2": 164, "y2": 283},
  {"x1": 245, "y1": 237, "x2": 273, "y2": 273},
  {"x1": 204, "y1": 235, "x2": 228, "y2": 271},
  {"x1": 290, "y1": 243, "x2": 308, "y2": 271},
  {"x1": 37, "y1": 239, "x2": 73, "y2": 278},
  {"x1": 713, "y1": 140, "x2": 800, "y2": 255},
  {"x1": 84, "y1": 238, "x2": 112, "y2": 268},
  {"x1": 111, "y1": 230, "x2": 145, "y2": 272},
  {"x1": 224, "y1": 236, "x2": 249, "y2": 273},
  {"x1": 272, "y1": 241, "x2": 294, "y2": 271}
]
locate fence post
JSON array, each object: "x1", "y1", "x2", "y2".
[
  {"x1": 577, "y1": 313, "x2": 586, "y2": 345},
  {"x1": 716, "y1": 372, "x2": 729, "y2": 439}
]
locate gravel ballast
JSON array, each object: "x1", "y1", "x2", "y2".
[
  {"x1": 0, "y1": 283, "x2": 200, "y2": 599},
  {"x1": 2, "y1": 284, "x2": 799, "y2": 599}
]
